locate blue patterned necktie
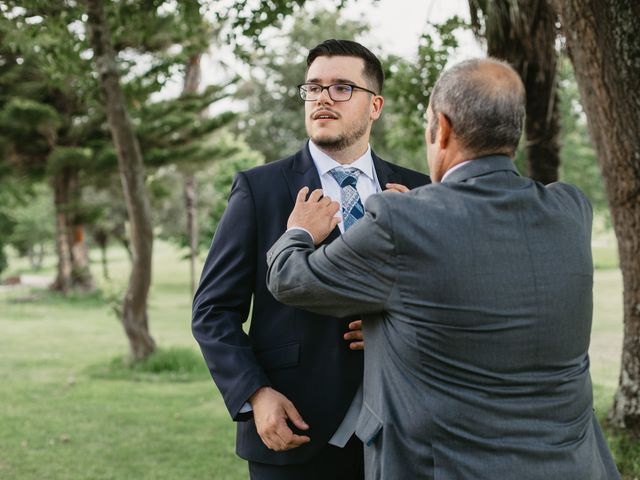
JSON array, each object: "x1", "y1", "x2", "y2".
[{"x1": 329, "y1": 167, "x2": 365, "y2": 231}]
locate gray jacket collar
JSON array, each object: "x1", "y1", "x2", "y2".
[{"x1": 441, "y1": 155, "x2": 519, "y2": 184}]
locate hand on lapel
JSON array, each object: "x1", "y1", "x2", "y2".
[{"x1": 287, "y1": 187, "x2": 341, "y2": 245}]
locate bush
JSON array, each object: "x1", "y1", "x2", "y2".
[{"x1": 86, "y1": 347, "x2": 209, "y2": 383}]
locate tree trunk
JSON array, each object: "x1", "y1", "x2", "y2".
[
  {"x1": 70, "y1": 224, "x2": 94, "y2": 291},
  {"x1": 183, "y1": 54, "x2": 201, "y2": 96},
  {"x1": 184, "y1": 173, "x2": 198, "y2": 296},
  {"x1": 29, "y1": 243, "x2": 45, "y2": 270},
  {"x1": 112, "y1": 221, "x2": 132, "y2": 261},
  {"x1": 85, "y1": 0, "x2": 155, "y2": 361},
  {"x1": 51, "y1": 172, "x2": 72, "y2": 293},
  {"x1": 554, "y1": 0, "x2": 640, "y2": 433},
  {"x1": 474, "y1": 0, "x2": 561, "y2": 184},
  {"x1": 68, "y1": 171, "x2": 94, "y2": 291},
  {"x1": 93, "y1": 229, "x2": 110, "y2": 280},
  {"x1": 182, "y1": 54, "x2": 201, "y2": 296}
]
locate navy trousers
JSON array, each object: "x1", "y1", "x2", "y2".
[{"x1": 248, "y1": 435, "x2": 364, "y2": 480}]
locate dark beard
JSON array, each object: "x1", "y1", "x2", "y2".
[{"x1": 312, "y1": 121, "x2": 368, "y2": 152}]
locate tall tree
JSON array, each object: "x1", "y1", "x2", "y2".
[
  {"x1": 182, "y1": 54, "x2": 202, "y2": 296},
  {"x1": 0, "y1": 8, "x2": 97, "y2": 292},
  {"x1": 85, "y1": 0, "x2": 155, "y2": 360},
  {"x1": 552, "y1": 0, "x2": 640, "y2": 433},
  {"x1": 469, "y1": 0, "x2": 561, "y2": 184}
]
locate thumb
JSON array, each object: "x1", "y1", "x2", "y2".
[{"x1": 284, "y1": 401, "x2": 309, "y2": 430}]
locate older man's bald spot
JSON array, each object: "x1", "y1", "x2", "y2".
[{"x1": 470, "y1": 61, "x2": 525, "y2": 101}]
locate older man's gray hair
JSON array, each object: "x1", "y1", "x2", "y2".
[{"x1": 429, "y1": 58, "x2": 526, "y2": 157}]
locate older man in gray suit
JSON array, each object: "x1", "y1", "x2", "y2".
[{"x1": 265, "y1": 58, "x2": 620, "y2": 479}]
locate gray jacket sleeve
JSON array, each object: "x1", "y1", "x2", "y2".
[{"x1": 266, "y1": 194, "x2": 397, "y2": 317}]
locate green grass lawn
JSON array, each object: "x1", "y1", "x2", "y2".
[
  {"x1": 0, "y1": 239, "x2": 637, "y2": 479},
  {"x1": 0, "y1": 243, "x2": 246, "y2": 479}
]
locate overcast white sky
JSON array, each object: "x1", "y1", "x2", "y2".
[{"x1": 342, "y1": 0, "x2": 483, "y2": 58}]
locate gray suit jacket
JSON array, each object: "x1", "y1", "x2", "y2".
[{"x1": 266, "y1": 156, "x2": 619, "y2": 479}]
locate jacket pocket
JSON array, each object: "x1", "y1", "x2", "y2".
[
  {"x1": 255, "y1": 342, "x2": 300, "y2": 371},
  {"x1": 356, "y1": 401, "x2": 383, "y2": 446}
]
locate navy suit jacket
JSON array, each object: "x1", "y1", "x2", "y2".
[{"x1": 192, "y1": 142, "x2": 430, "y2": 465}]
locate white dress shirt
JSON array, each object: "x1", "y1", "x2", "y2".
[
  {"x1": 308, "y1": 140, "x2": 373, "y2": 447},
  {"x1": 308, "y1": 140, "x2": 381, "y2": 232}
]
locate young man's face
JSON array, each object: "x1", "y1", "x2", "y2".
[{"x1": 304, "y1": 55, "x2": 382, "y2": 152}]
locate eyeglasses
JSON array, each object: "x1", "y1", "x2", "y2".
[{"x1": 297, "y1": 83, "x2": 378, "y2": 102}]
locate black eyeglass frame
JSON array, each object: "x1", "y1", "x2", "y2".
[{"x1": 297, "y1": 83, "x2": 378, "y2": 102}]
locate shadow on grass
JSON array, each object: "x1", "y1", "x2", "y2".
[
  {"x1": 85, "y1": 347, "x2": 210, "y2": 383},
  {"x1": 594, "y1": 397, "x2": 640, "y2": 479},
  {"x1": 4, "y1": 287, "x2": 111, "y2": 306}
]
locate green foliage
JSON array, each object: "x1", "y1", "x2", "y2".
[
  {"x1": 3, "y1": 182, "x2": 55, "y2": 258},
  {"x1": 378, "y1": 17, "x2": 466, "y2": 171},
  {"x1": 151, "y1": 132, "x2": 263, "y2": 251},
  {"x1": 206, "y1": 139, "x2": 264, "y2": 235},
  {"x1": 0, "y1": 97, "x2": 61, "y2": 177},
  {"x1": 556, "y1": 57, "x2": 608, "y2": 215},
  {"x1": 0, "y1": 0, "x2": 248, "y2": 277},
  {"x1": 47, "y1": 146, "x2": 93, "y2": 174},
  {"x1": 86, "y1": 347, "x2": 210, "y2": 383},
  {"x1": 604, "y1": 424, "x2": 640, "y2": 479},
  {"x1": 137, "y1": 84, "x2": 239, "y2": 170},
  {"x1": 221, "y1": 0, "x2": 351, "y2": 53}
]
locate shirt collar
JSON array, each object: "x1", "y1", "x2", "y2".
[
  {"x1": 441, "y1": 160, "x2": 473, "y2": 182},
  {"x1": 308, "y1": 140, "x2": 375, "y2": 181}
]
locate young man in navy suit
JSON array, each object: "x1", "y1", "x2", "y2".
[{"x1": 192, "y1": 39, "x2": 429, "y2": 479}]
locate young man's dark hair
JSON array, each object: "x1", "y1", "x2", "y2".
[{"x1": 306, "y1": 39, "x2": 384, "y2": 94}]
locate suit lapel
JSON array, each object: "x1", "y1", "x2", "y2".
[
  {"x1": 282, "y1": 142, "x2": 340, "y2": 244},
  {"x1": 282, "y1": 142, "x2": 322, "y2": 202},
  {"x1": 372, "y1": 152, "x2": 400, "y2": 190}
]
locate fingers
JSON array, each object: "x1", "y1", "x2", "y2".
[
  {"x1": 296, "y1": 186, "x2": 309, "y2": 203},
  {"x1": 385, "y1": 183, "x2": 410, "y2": 193},
  {"x1": 344, "y1": 329, "x2": 364, "y2": 350},
  {"x1": 287, "y1": 433, "x2": 312, "y2": 448},
  {"x1": 269, "y1": 411, "x2": 311, "y2": 451},
  {"x1": 283, "y1": 401, "x2": 309, "y2": 431},
  {"x1": 252, "y1": 388, "x2": 311, "y2": 451},
  {"x1": 308, "y1": 188, "x2": 324, "y2": 203},
  {"x1": 344, "y1": 319, "x2": 364, "y2": 350},
  {"x1": 267, "y1": 414, "x2": 311, "y2": 451},
  {"x1": 344, "y1": 330, "x2": 363, "y2": 341},
  {"x1": 273, "y1": 426, "x2": 311, "y2": 451},
  {"x1": 329, "y1": 216, "x2": 341, "y2": 232},
  {"x1": 344, "y1": 320, "x2": 363, "y2": 339},
  {"x1": 349, "y1": 320, "x2": 362, "y2": 330},
  {"x1": 262, "y1": 418, "x2": 307, "y2": 451}
]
